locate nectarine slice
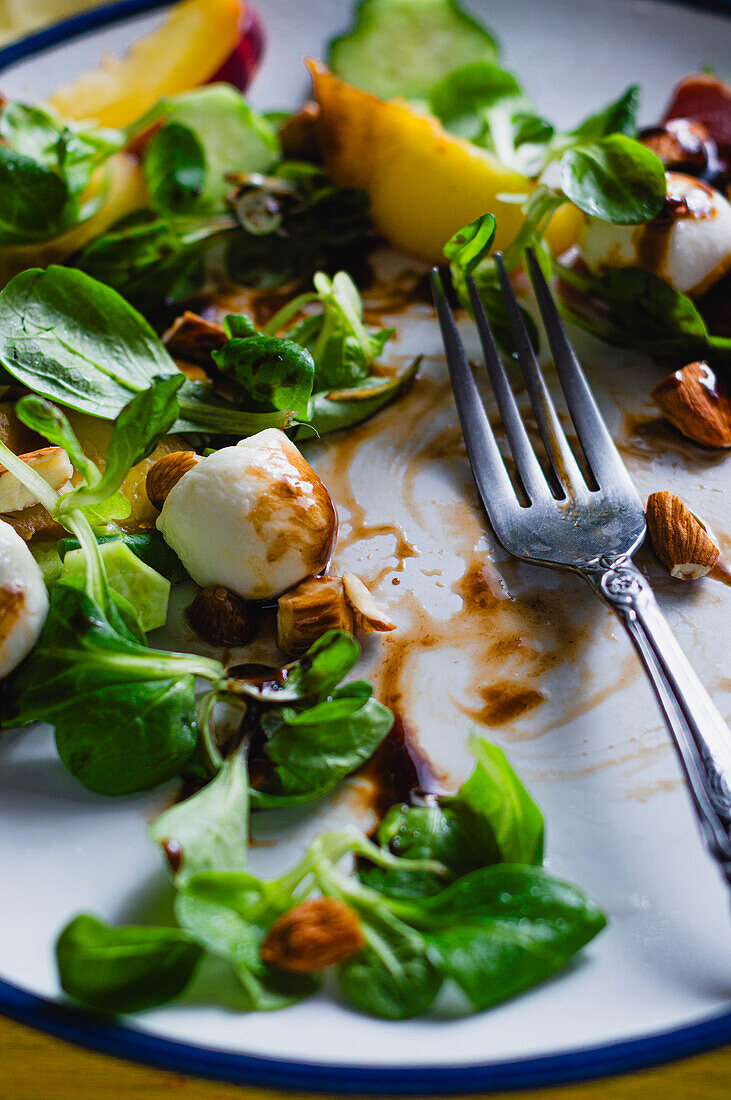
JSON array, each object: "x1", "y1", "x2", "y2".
[
  {"x1": 48, "y1": 0, "x2": 244, "y2": 129},
  {"x1": 310, "y1": 61, "x2": 582, "y2": 263}
]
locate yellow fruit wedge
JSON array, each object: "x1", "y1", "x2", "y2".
[
  {"x1": 309, "y1": 61, "x2": 582, "y2": 264},
  {"x1": 0, "y1": 153, "x2": 148, "y2": 287},
  {"x1": 48, "y1": 0, "x2": 243, "y2": 128}
]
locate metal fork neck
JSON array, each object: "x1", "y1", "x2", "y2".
[{"x1": 582, "y1": 556, "x2": 731, "y2": 887}]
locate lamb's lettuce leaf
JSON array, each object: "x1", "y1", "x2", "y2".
[{"x1": 0, "y1": 267, "x2": 297, "y2": 438}]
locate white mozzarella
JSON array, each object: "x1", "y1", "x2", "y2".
[
  {"x1": 580, "y1": 172, "x2": 731, "y2": 296},
  {"x1": 0, "y1": 519, "x2": 49, "y2": 678},
  {"x1": 157, "y1": 429, "x2": 338, "y2": 601}
]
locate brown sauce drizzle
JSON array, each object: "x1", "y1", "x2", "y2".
[
  {"x1": 619, "y1": 411, "x2": 727, "y2": 468},
  {"x1": 358, "y1": 714, "x2": 447, "y2": 818},
  {"x1": 161, "y1": 270, "x2": 728, "y2": 821},
  {"x1": 456, "y1": 683, "x2": 548, "y2": 727}
]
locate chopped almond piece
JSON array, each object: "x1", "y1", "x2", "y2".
[
  {"x1": 277, "y1": 575, "x2": 353, "y2": 654},
  {"x1": 342, "y1": 572, "x2": 396, "y2": 633},
  {"x1": 0, "y1": 447, "x2": 73, "y2": 513}
]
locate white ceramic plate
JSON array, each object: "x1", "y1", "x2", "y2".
[{"x1": 0, "y1": 1, "x2": 730, "y2": 1093}]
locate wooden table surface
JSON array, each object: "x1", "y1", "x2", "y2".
[{"x1": 0, "y1": 1015, "x2": 728, "y2": 1100}]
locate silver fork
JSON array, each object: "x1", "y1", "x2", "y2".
[{"x1": 431, "y1": 249, "x2": 731, "y2": 888}]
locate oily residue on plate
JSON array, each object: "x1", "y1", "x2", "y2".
[
  {"x1": 304, "y1": 359, "x2": 650, "y2": 810},
  {"x1": 357, "y1": 714, "x2": 449, "y2": 819},
  {"x1": 619, "y1": 411, "x2": 728, "y2": 468}
]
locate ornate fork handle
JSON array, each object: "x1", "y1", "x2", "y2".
[{"x1": 583, "y1": 556, "x2": 731, "y2": 886}]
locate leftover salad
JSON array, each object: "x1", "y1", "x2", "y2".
[{"x1": 0, "y1": 0, "x2": 728, "y2": 1019}]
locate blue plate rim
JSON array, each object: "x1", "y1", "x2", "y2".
[
  {"x1": 1, "y1": 971, "x2": 730, "y2": 1095},
  {"x1": 0, "y1": 0, "x2": 729, "y2": 1093}
]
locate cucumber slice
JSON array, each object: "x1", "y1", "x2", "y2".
[
  {"x1": 61, "y1": 541, "x2": 170, "y2": 633},
  {"x1": 328, "y1": 0, "x2": 498, "y2": 100},
  {"x1": 57, "y1": 532, "x2": 185, "y2": 582}
]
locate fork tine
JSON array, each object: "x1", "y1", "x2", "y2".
[
  {"x1": 495, "y1": 254, "x2": 588, "y2": 500},
  {"x1": 465, "y1": 275, "x2": 551, "y2": 504},
  {"x1": 524, "y1": 248, "x2": 638, "y2": 494},
  {"x1": 430, "y1": 269, "x2": 521, "y2": 532}
]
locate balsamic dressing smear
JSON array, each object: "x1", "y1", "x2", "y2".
[{"x1": 359, "y1": 714, "x2": 446, "y2": 818}]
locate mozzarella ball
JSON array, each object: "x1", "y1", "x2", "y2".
[
  {"x1": 580, "y1": 172, "x2": 731, "y2": 296},
  {"x1": 157, "y1": 429, "x2": 338, "y2": 601},
  {"x1": 0, "y1": 518, "x2": 48, "y2": 678}
]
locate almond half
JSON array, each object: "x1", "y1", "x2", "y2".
[
  {"x1": 650, "y1": 361, "x2": 731, "y2": 448},
  {"x1": 646, "y1": 490, "x2": 719, "y2": 580}
]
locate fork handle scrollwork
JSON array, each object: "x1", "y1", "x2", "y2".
[{"x1": 584, "y1": 556, "x2": 731, "y2": 887}]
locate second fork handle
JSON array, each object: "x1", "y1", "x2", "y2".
[{"x1": 584, "y1": 556, "x2": 731, "y2": 886}]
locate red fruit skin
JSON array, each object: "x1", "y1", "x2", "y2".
[
  {"x1": 662, "y1": 73, "x2": 731, "y2": 165},
  {"x1": 209, "y1": 3, "x2": 265, "y2": 91}
]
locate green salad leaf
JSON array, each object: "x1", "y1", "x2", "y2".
[
  {"x1": 559, "y1": 134, "x2": 666, "y2": 224},
  {"x1": 223, "y1": 630, "x2": 393, "y2": 809},
  {"x1": 144, "y1": 121, "x2": 207, "y2": 213},
  {"x1": 150, "y1": 755, "x2": 250, "y2": 885},
  {"x1": 443, "y1": 212, "x2": 496, "y2": 276},
  {"x1": 0, "y1": 266, "x2": 180, "y2": 418},
  {"x1": 243, "y1": 629, "x2": 361, "y2": 703},
  {"x1": 59, "y1": 540, "x2": 171, "y2": 634},
  {"x1": 359, "y1": 736, "x2": 543, "y2": 898},
  {"x1": 336, "y1": 917, "x2": 442, "y2": 1019},
  {"x1": 429, "y1": 62, "x2": 521, "y2": 142},
  {"x1": 262, "y1": 269, "x2": 394, "y2": 390},
  {"x1": 0, "y1": 267, "x2": 297, "y2": 438},
  {"x1": 3, "y1": 581, "x2": 221, "y2": 795},
  {"x1": 72, "y1": 209, "x2": 237, "y2": 309},
  {"x1": 415, "y1": 864, "x2": 606, "y2": 1011},
  {"x1": 557, "y1": 263, "x2": 731, "y2": 364},
  {"x1": 57, "y1": 531, "x2": 186, "y2": 583},
  {"x1": 212, "y1": 315, "x2": 315, "y2": 419},
  {"x1": 256, "y1": 686, "x2": 393, "y2": 807},
  {"x1": 568, "y1": 85, "x2": 640, "y2": 141},
  {"x1": 0, "y1": 149, "x2": 75, "y2": 244},
  {"x1": 57, "y1": 915, "x2": 203, "y2": 1014},
  {"x1": 429, "y1": 62, "x2": 551, "y2": 173},
  {"x1": 329, "y1": 0, "x2": 498, "y2": 100},
  {"x1": 0, "y1": 100, "x2": 122, "y2": 245}
]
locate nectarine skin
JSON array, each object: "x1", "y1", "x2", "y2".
[{"x1": 211, "y1": 4, "x2": 265, "y2": 91}]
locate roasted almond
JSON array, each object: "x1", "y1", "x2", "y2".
[
  {"x1": 146, "y1": 451, "x2": 199, "y2": 509},
  {"x1": 260, "y1": 898, "x2": 363, "y2": 973},
  {"x1": 0, "y1": 446, "x2": 72, "y2": 513},
  {"x1": 650, "y1": 361, "x2": 731, "y2": 448},
  {"x1": 162, "y1": 311, "x2": 227, "y2": 367},
  {"x1": 188, "y1": 586, "x2": 256, "y2": 647},
  {"x1": 342, "y1": 572, "x2": 396, "y2": 633},
  {"x1": 646, "y1": 490, "x2": 719, "y2": 580}
]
